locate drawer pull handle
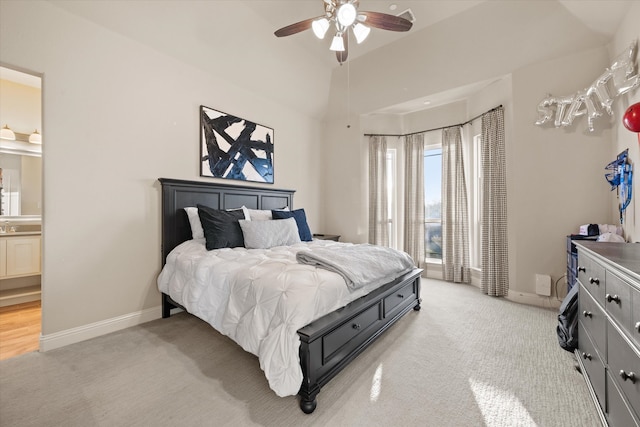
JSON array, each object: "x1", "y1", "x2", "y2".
[
  {"x1": 589, "y1": 277, "x2": 600, "y2": 285},
  {"x1": 606, "y1": 294, "x2": 621, "y2": 304},
  {"x1": 578, "y1": 266, "x2": 586, "y2": 273},
  {"x1": 352, "y1": 323, "x2": 361, "y2": 330},
  {"x1": 619, "y1": 370, "x2": 637, "y2": 383},
  {"x1": 582, "y1": 311, "x2": 592, "y2": 318},
  {"x1": 397, "y1": 294, "x2": 404, "y2": 299},
  {"x1": 635, "y1": 321, "x2": 640, "y2": 333},
  {"x1": 581, "y1": 352, "x2": 592, "y2": 361}
]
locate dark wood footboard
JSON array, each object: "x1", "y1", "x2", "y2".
[{"x1": 297, "y1": 268, "x2": 422, "y2": 414}]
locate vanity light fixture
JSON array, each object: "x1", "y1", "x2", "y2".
[
  {"x1": 0, "y1": 124, "x2": 16, "y2": 141},
  {"x1": 28, "y1": 129, "x2": 41, "y2": 144}
]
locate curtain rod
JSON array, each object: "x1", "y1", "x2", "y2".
[{"x1": 364, "y1": 104, "x2": 503, "y2": 138}]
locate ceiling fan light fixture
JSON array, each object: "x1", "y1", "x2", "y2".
[
  {"x1": 329, "y1": 34, "x2": 345, "y2": 51},
  {"x1": 312, "y1": 18, "x2": 330, "y2": 39},
  {"x1": 336, "y1": 3, "x2": 357, "y2": 27},
  {"x1": 353, "y1": 23, "x2": 370, "y2": 44}
]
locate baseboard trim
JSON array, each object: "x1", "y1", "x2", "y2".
[
  {"x1": 40, "y1": 306, "x2": 162, "y2": 352},
  {"x1": 506, "y1": 290, "x2": 562, "y2": 310}
]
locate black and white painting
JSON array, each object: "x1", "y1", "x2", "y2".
[{"x1": 200, "y1": 105, "x2": 274, "y2": 183}]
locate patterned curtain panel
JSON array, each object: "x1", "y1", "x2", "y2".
[
  {"x1": 481, "y1": 107, "x2": 509, "y2": 296},
  {"x1": 441, "y1": 126, "x2": 470, "y2": 283},
  {"x1": 369, "y1": 136, "x2": 389, "y2": 246},
  {"x1": 404, "y1": 134, "x2": 425, "y2": 267}
]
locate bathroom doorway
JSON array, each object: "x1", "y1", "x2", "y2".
[{"x1": 0, "y1": 65, "x2": 43, "y2": 360}]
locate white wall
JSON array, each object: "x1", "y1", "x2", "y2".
[
  {"x1": 0, "y1": 1, "x2": 325, "y2": 343},
  {"x1": 609, "y1": 3, "x2": 640, "y2": 243},
  {"x1": 510, "y1": 46, "x2": 612, "y2": 300}
]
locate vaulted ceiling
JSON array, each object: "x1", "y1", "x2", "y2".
[{"x1": 47, "y1": 1, "x2": 633, "y2": 118}]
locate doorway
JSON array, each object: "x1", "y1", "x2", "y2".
[{"x1": 0, "y1": 65, "x2": 43, "y2": 360}]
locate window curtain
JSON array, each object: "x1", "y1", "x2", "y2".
[
  {"x1": 369, "y1": 136, "x2": 389, "y2": 246},
  {"x1": 441, "y1": 126, "x2": 470, "y2": 283},
  {"x1": 403, "y1": 134, "x2": 425, "y2": 267},
  {"x1": 481, "y1": 107, "x2": 509, "y2": 296}
]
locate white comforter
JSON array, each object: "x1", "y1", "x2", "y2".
[{"x1": 157, "y1": 239, "x2": 400, "y2": 397}]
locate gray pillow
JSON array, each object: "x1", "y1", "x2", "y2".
[{"x1": 239, "y1": 218, "x2": 301, "y2": 249}]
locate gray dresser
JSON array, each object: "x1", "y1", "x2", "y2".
[{"x1": 575, "y1": 241, "x2": 640, "y2": 426}]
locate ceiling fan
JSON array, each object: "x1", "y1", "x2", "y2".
[{"x1": 274, "y1": 0, "x2": 413, "y2": 64}]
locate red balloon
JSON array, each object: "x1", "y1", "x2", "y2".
[{"x1": 622, "y1": 102, "x2": 640, "y2": 132}]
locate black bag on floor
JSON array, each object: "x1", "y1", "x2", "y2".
[{"x1": 557, "y1": 284, "x2": 579, "y2": 352}]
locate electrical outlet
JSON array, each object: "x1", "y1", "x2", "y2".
[{"x1": 535, "y1": 274, "x2": 552, "y2": 296}]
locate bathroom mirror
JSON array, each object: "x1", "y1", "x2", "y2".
[{"x1": 0, "y1": 66, "x2": 42, "y2": 219}]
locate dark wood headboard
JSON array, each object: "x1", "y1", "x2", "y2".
[{"x1": 159, "y1": 178, "x2": 295, "y2": 264}]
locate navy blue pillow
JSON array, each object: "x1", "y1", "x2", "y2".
[
  {"x1": 197, "y1": 204, "x2": 245, "y2": 250},
  {"x1": 272, "y1": 209, "x2": 312, "y2": 241}
]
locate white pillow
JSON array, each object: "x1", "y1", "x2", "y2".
[
  {"x1": 184, "y1": 207, "x2": 205, "y2": 239},
  {"x1": 184, "y1": 206, "x2": 249, "y2": 239},
  {"x1": 239, "y1": 218, "x2": 301, "y2": 249},
  {"x1": 246, "y1": 207, "x2": 290, "y2": 221}
]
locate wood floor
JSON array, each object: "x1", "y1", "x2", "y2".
[{"x1": 0, "y1": 301, "x2": 41, "y2": 360}]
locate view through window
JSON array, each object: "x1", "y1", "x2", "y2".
[{"x1": 424, "y1": 147, "x2": 442, "y2": 260}]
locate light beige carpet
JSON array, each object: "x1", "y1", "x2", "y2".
[{"x1": 0, "y1": 278, "x2": 599, "y2": 426}]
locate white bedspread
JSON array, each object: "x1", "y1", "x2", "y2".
[{"x1": 157, "y1": 239, "x2": 405, "y2": 397}]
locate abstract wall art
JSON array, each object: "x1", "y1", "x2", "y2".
[{"x1": 200, "y1": 105, "x2": 274, "y2": 183}]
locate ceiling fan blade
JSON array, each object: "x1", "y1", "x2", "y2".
[
  {"x1": 336, "y1": 33, "x2": 349, "y2": 64},
  {"x1": 360, "y1": 11, "x2": 413, "y2": 32},
  {"x1": 274, "y1": 16, "x2": 323, "y2": 37}
]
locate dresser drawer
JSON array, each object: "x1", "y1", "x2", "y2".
[
  {"x1": 605, "y1": 271, "x2": 634, "y2": 335},
  {"x1": 607, "y1": 324, "x2": 640, "y2": 419},
  {"x1": 383, "y1": 281, "x2": 416, "y2": 317},
  {"x1": 323, "y1": 302, "x2": 381, "y2": 363},
  {"x1": 577, "y1": 252, "x2": 606, "y2": 304},
  {"x1": 607, "y1": 372, "x2": 640, "y2": 427},
  {"x1": 631, "y1": 285, "x2": 640, "y2": 350},
  {"x1": 579, "y1": 284, "x2": 607, "y2": 359},
  {"x1": 578, "y1": 321, "x2": 607, "y2": 413}
]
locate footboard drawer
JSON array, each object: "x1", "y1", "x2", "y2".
[
  {"x1": 323, "y1": 302, "x2": 382, "y2": 364},
  {"x1": 384, "y1": 281, "x2": 417, "y2": 317}
]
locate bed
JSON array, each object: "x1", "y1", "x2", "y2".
[{"x1": 158, "y1": 177, "x2": 422, "y2": 414}]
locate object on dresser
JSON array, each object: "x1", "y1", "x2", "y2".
[
  {"x1": 578, "y1": 224, "x2": 623, "y2": 237},
  {"x1": 312, "y1": 233, "x2": 340, "y2": 242}
]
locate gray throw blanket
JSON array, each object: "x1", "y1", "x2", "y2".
[{"x1": 296, "y1": 244, "x2": 416, "y2": 290}]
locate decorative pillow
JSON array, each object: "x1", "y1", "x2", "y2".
[
  {"x1": 197, "y1": 204, "x2": 246, "y2": 250},
  {"x1": 272, "y1": 208, "x2": 312, "y2": 241},
  {"x1": 185, "y1": 206, "x2": 248, "y2": 239},
  {"x1": 239, "y1": 218, "x2": 301, "y2": 249},
  {"x1": 246, "y1": 207, "x2": 290, "y2": 221},
  {"x1": 184, "y1": 207, "x2": 205, "y2": 239},
  {"x1": 246, "y1": 209, "x2": 273, "y2": 221}
]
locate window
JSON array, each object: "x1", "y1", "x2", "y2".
[
  {"x1": 386, "y1": 149, "x2": 398, "y2": 249},
  {"x1": 469, "y1": 134, "x2": 482, "y2": 269},
  {"x1": 424, "y1": 146, "x2": 442, "y2": 260}
]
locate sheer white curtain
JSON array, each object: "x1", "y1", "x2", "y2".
[
  {"x1": 441, "y1": 126, "x2": 470, "y2": 283},
  {"x1": 369, "y1": 136, "x2": 389, "y2": 246},
  {"x1": 481, "y1": 107, "x2": 509, "y2": 296},
  {"x1": 403, "y1": 134, "x2": 425, "y2": 267}
]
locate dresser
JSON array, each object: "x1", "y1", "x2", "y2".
[{"x1": 575, "y1": 241, "x2": 640, "y2": 427}]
